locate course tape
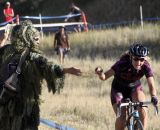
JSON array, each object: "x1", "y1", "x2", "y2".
[
  {"x1": 144, "y1": 17, "x2": 160, "y2": 21},
  {"x1": 0, "y1": 17, "x2": 16, "y2": 26},
  {"x1": 0, "y1": 15, "x2": 159, "y2": 31},
  {"x1": 0, "y1": 14, "x2": 80, "y2": 26},
  {"x1": 20, "y1": 13, "x2": 81, "y2": 20},
  {"x1": 0, "y1": 22, "x2": 84, "y2": 31},
  {"x1": 33, "y1": 22, "x2": 84, "y2": 28},
  {"x1": 0, "y1": 13, "x2": 81, "y2": 27},
  {"x1": 40, "y1": 118, "x2": 76, "y2": 130}
]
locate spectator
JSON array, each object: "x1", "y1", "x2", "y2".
[
  {"x1": 0, "y1": 20, "x2": 81, "y2": 130},
  {"x1": 54, "y1": 26, "x2": 70, "y2": 64},
  {"x1": 0, "y1": 24, "x2": 13, "y2": 47},
  {"x1": 65, "y1": 3, "x2": 82, "y2": 32},
  {"x1": 3, "y1": 1, "x2": 14, "y2": 24}
]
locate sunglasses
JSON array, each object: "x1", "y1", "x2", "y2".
[{"x1": 132, "y1": 57, "x2": 145, "y2": 62}]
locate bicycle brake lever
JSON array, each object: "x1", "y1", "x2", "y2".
[
  {"x1": 154, "y1": 106, "x2": 159, "y2": 115},
  {"x1": 116, "y1": 102, "x2": 121, "y2": 118}
]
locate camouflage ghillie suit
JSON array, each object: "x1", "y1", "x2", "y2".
[{"x1": 0, "y1": 20, "x2": 64, "y2": 130}]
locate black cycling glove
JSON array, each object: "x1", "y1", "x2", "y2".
[{"x1": 151, "y1": 96, "x2": 158, "y2": 106}]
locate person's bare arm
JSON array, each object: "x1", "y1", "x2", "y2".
[
  {"x1": 95, "y1": 67, "x2": 114, "y2": 80},
  {"x1": 147, "y1": 76, "x2": 159, "y2": 106},
  {"x1": 3, "y1": 10, "x2": 8, "y2": 17},
  {"x1": 64, "y1": 12, "x2": 72, "y2": 22},
  {"x1": 63, "y1": 67, "x2": 81, "y2": 76},
  {"x1": 147, "y1": 76, "x2": 157, "y2": 97},
  {"x1": 10, "y1": 9, "x2": 14, "y2": 17},
  {"x1": 66, "y1": 35, "x2": 70, "y2": 49},
  {"x1": 73, "y1": 6, "x2": 81, "y2": 11}
]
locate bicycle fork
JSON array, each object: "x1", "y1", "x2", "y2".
[{"x1": 127, "y1": 109, "x2": 139, "y2": 130}]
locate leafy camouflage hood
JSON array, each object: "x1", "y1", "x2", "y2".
[{"x1": 11, "y1": 20, "x2": 40, "y2": 53}]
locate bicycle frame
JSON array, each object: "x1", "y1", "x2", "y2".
[
  {"x1": 117, "y1": 100, "x2": 158, "y2": 130},
  {"x1": 126, "y1": 101, "x2": 142, "y2": 130}
]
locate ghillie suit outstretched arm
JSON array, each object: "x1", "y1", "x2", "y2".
[{"x1": 0, "y1": 20, "x2": 65, "y2": 130}]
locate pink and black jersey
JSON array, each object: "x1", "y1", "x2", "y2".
[
  {"x1": 110, "y1": 54, "x2": 154, "y2": 104},
  {"x1": 111, "y1": 54, "x2": 153, "y2": 89},
  {"x1": 112, "y1": 54, "x2": 153, "y2": 82}
]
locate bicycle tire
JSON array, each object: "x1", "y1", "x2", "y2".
[{"x1": 133, "y1": 119, "x2": 143, "y2": 130}]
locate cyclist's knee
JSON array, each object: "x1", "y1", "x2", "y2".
[
  {"x1": 119, "y1": 113, "x2": 126, "y2": 121},
  {"x1": 132, "y1": 86, "x2": 146, "y2": 101},
  {"x1": 139, "y1": 106, "x2": 148, "y2": 119},
  {"x1": 138, "y1": 106, "x2": 148, "y2": 129},
  {"x1": 115, "y1": 116, "x2": 126, "y2": 130}
]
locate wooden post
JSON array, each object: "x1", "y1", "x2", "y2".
[
  {"x1": 140, "y1": 5, "x2": 143, "y2": 29},
  {"x1": 39, "y1": 13, "x2": 43, "y2": 38}
]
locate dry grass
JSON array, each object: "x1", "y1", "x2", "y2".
[
  {"x1": 39, "y1": 58, "x2": 160, "y2": 130},
  {"x1": 39, "y1": 24, "x2": 160, "y2": 130},
  {"x1": 40, "y1": 23, "x2": 160, "y2": 60}
]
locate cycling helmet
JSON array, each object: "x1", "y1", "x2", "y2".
[{"x1": 129, "y1": 43, "x2": 149, "y2": 57}]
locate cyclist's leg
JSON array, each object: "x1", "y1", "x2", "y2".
[
  {"x1": 131, "y1": 85, "x2": 148, "y2": 130},
  {"x1": 111, "y1": 89, "x2": 126, "y2": 130},
  {"x1": 133, "y1": 118, "x2": 144, "y2": 130},
  {"x1": 58, "y1": 47, "x2": 64, "y2": 64},
  {"x1": 114, "y1": 105, "x2": 127, "y2": 130}
]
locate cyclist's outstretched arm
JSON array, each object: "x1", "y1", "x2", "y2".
[
  {"x1": 147, "y1": 76, "x2": 158, "y2": 106},
  {"x1": 95, "y1": 67, "x2": 114, "y2": 80},
  {"x1": 147, "y1": 76, "x2": 157, "y2": 97}
]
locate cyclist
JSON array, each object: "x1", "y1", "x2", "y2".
[
  {"x1": 95, "y1": 43, "x2": 158, "y2": 130},
  {"x1": 64, "y1": 3, "x2": 82, "y2": 32}
]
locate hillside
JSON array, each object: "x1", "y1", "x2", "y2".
[{"x1": 0, "y1": 0, "x2": 160, "y2": 24}]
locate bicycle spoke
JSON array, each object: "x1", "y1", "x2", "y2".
[
  {"x1": 133, "y1": 119, "x2": 143, "y2": 130},
  {"x1": 117, "y1": 100, "x2": 158, "y2": 130}
]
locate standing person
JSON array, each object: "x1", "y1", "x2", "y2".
[
  {"x1": 95, "y1": 43, "x2": 158, "y2": 130},
  {"x1": 0, "y1": 20, "x2": 81, "y2": 130},
  {"x1": 0, "y1": 24, "x2": 13, "y2": 47},
  {"x1": 54, "y1": 26, "x2": 70, "y2": 64},
  {"x1": 65, "y1": 3, "x2": 82, "y2": 32},
  {"x1": 3, "y1": 1, "x2": 14, "y2": 24}
]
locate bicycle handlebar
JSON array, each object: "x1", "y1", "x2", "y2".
[
  {"x1": 119, "y1": 101, "x2": 152, "y2": 107},
  {"x1": 117, "y1": 101, "x2": 159, "y2": 117}
]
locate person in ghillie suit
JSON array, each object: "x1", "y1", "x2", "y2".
[{"x1": 0, "y1": 20, "x2": 81, "y2": 130}]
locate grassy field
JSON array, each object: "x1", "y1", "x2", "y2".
[{"x1": 39, "y1": 24, "x2": 160, "y2": 130}]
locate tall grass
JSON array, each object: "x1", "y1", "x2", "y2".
[
  {"x1": 39, "y1": 24, "x2": 160, "y2": 130},
  {"x1": 40, "y1": 23, "x2": 160, "y2": 60}
]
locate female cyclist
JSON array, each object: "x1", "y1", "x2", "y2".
[{"x1": 95, "y1": 43, "x2": 158, "y2": 130}]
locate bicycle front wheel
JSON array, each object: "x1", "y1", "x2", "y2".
[{"x1": 133, "y1": 119, "x2": 143, "y2": 130}]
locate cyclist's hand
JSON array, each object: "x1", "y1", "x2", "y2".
[
  {"x1": 95, "y1": 66, "x2": 103, "y2": 75},
  {"x1": 151, "y1": 96, "x2": 158, "y2": 106}
]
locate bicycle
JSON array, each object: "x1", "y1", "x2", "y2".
[{"x1": 117, "y1": 99, "x2": 158, "y2": 130}]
